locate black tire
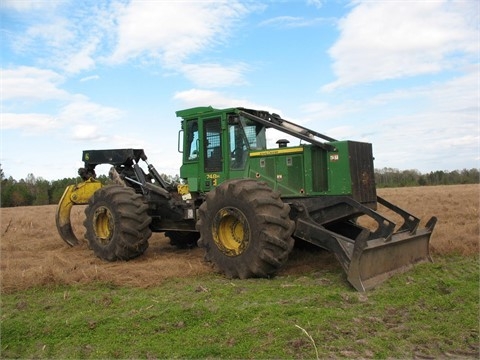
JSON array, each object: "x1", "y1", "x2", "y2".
[
  {"x1": 165, "y1": 231, "x2": 199, "y2": 249},
  {"x1": 196, "y1": 179, "x2": 295, "y2": 279},
  {"x1": 84, "y1": 185, "x2": 152, "y2": 261}
]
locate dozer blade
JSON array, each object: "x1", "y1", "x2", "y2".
[
  {"x1": 55, "y1": 179, "x2": 103, "y2": 247},
  {"x1": 347, "y1": 216, "x2": 437, "y2": 292},
  {"x1": 293, "y1": 196, "x2": 437, "y2": 291}
]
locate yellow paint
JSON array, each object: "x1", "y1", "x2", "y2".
[{"x1": 250, "y1": 147, "x2": 304, "y2": 157}]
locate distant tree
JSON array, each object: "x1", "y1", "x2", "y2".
[
  {"x1": 1, "y1": 177, "x2": 14, "y2": 207},
  {"x1": 49, "y1": 177, "x2": 81, "y2": 204},
  {"x1": 33, "y1": 178, "x2": 50, "y2": 205},
  {"x1": 8, "y1": 179, "x2": 34, "y2": 206}
]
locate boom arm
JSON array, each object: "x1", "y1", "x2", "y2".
[{"x1": 237, "y1": 109, "x2": 337, "y2": 152}]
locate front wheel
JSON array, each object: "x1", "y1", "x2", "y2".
[
  {"x1": 197, "y1": 179, "x2": 295, "y2": 279},
  {"x1": 84, "y1": 185, "x2": 152, "y2": 261}
]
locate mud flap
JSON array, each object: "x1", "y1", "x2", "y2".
[
  {"x1": 55, "y1": 179, "x2": 103, "y2": 247},
  {"x1": 347, "y1": 216, "x2": 437, "y2": 291}
]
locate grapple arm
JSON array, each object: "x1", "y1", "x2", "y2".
[{"x1": 55, "y1": 179, "x2": 103, "y2": 246}]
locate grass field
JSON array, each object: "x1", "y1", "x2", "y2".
[{"x1": 1, "y1": 184, "x2": 479, "y2": 358}]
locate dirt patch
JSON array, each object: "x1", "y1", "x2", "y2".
[{"x1": 1, "y1": 184, "x2": 478, "y2": 293}]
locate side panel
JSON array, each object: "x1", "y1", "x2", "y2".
[
  {"x1": 247, "y1": 141, "x2": 375, "y2": 201},
  {"x1": 326, "y1": 141, "x2": 353, "y2": 196},
  {"x1": 249, "y1": 147, "x2": 306, "y2": 196}
]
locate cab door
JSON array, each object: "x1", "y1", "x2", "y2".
[{"x1": 201, "y1": 117, "x2": 227, "y2": 191}]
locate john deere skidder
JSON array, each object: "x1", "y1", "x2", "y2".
[{"x1": 56, "y1": 106, "x2": 436, "y2": 291}]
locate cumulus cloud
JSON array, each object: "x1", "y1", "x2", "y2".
[
  {"x1": 173, "y1": 88, "x2": 280, "y2": 113},
  {"x1": 2, "y1": 66, "x2": 69, "y2": 101},
  {"x1": 259, "y1": 16, "x2": 331, "y2": 28},
  {"x1": 4, "y1": 1, "x2": 254, "y2": 87},
  {"x1": 2, "y1": 66, "x2": 124, "y2": 140},
  {"x1": 324, "y1": 1, "x2": 478, "y2": 90},
  {"x1": 180, "y1": 63, "x2": 249, "y2": 88},
  {"x1": 71, "y1": 124, "x2": 106, "y2": 141},
  {"x1": 5, "y1": 2, "x2": 116, "y2": 74},
  {"x1": 110, "y1": 0, "x2": 249, "y2": 66},
  {"x1": 58, "y1": 95, "x2": 124, "y2": 125},
  {"x1": 1, "y1": 113, "x2": 60, "y2": 132},
  {"x1": 79, "y1": 75, "x2": 100, "y2": 82},
  {"x1": 312, "y1": 70, "x2": 479, "y2": 171},
  {"x1": 1, "y1": 0, "x2": 63, "y2": 11}
]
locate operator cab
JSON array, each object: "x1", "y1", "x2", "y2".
[{"x1": 177, "y1": 107, "x2": 268, "y2": 192}]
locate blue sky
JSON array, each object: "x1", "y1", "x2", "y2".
[{"x1": 1, "y1": 0, "x2": 478, "y2": 181}]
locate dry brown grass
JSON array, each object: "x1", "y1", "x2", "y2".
[
  {"x1": 1, "y1": 184, "x2": 478, "y2": 293},
  {"x1": 376, "y1": 184, "x2": 479, "y2": 256}
]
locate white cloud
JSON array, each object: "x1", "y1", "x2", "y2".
[
  {"x1": 259, "y1": 16, "x2": 330, "y2": 28},
  {"x1": 1, "y1": 0, "x2": 64, "y2": 11},
  {"x1": 2, "y1": 66, "x2": 123, "y2": 139},
  {"x1": 24, "y1": 18, "x2": 74, "y2": 49},
  {"x1": 173, "y1": 89, "x2": 280, "y2": 113},
  {"x1": 110, "y1": 1, "x2": 249, "y2": 66},
  {"x1": 300, "y1": 101, "x2": 361, "y2": 122},
  {"x1": 60, "y1": 40, "x2": 98, "y2": 74},
  {"x1": 174, "y1": 89, "x2": 247, "y2": 109},
  {"x1": 71, "y1": 124, "x2": 106, "y2": 141},
  {"x1": 307, "y1": 0, "x2": 323, "y2": 9},
  {"x1": 5, "y1": 2, "x2": 116, "y2": 74},
  {"x1": 1, "y1": 66, "x2": 69, "y2": 101},
  {"x1": 180, "y1": 63, "x2": 249, "y2": 88},
  {"x1": 361, "y1": 72, "x2": 478, "y2": 170},
  {"x1": 79, "y1": 75, "x2": 100, "y2": 82},
  {"x1": 58, "y1": 96, "x2": 124, "y2": 125},
  {"x1": 324, "y1": 1, "x2": 478, "y2": 90},
  {"x1": 1, "y1": 113, "x2": 60, "y2": 132},
  {"x1": 4, "y1": 1, "x2": 253, "y2": 86}
]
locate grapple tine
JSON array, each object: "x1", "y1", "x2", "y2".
[
  {"x1": 55, "y1": 179, "x2": 103, "y2": 247},
  {"x1": 347, "y1": 217, "x2": 437, "y2": 291},
  {"x1": 55, "y1": 185, "x2": 79, "y2": 246}
]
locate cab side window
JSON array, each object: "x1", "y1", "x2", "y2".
[
  {"x1": 186, "y1": 120, "x2": 199, "y2": 161},
  {"x1": 229, "y1": 123, "x2": 247, "y2": 170}
]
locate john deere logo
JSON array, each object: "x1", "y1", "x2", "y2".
[{"x1": 85, "y1": 153, "x2": 90, "y2": 161}]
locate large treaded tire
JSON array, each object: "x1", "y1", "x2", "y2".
[
  {"x1": 197, "y1": 179, "x2": 295, "y2": 279},
  {"x1": 84, "y1": 185, "x2": 152, "y2": 261}
]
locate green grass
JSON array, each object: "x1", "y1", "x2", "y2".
[{"x1": 1, "y1": 255, "x2": 478, "y2": 359}]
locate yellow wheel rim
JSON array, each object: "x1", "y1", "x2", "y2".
[
  {"x1": 212, "y1": 207, "x2": 250, "y2": 257},
  {"x1": 93, "y1": 206, "x2": 114, "y2": 245}
]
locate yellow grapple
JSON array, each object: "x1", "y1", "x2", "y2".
[{"x1": 55, "y1": 178, "x2": 103, "y2": 246}]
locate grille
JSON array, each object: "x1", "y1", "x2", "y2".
[{"x1": 348, "y1": 141, "x2": 376, "y2": 204}]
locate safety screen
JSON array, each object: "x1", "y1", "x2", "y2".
[{"x1": 204, "y1": 118, "x2": 223, "y2": 172}]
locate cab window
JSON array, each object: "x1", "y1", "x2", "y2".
[{"x1": 185, "y1": 120, "x2": 199, "y2": 161}]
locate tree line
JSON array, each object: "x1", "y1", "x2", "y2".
[
  {"x1": 0, "y1": 164, "x2": 478, "y2": 207},
  {"x1": 375, "y1": 167, "x2": 479, "y2": 188}
]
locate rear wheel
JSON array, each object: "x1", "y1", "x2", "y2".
[
  {"x1": 84, "y1": 185, "x2": 152, "y2": 261},
  {"x1": 197, "y1": 179, "x2": 295, "y2": 278}
]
